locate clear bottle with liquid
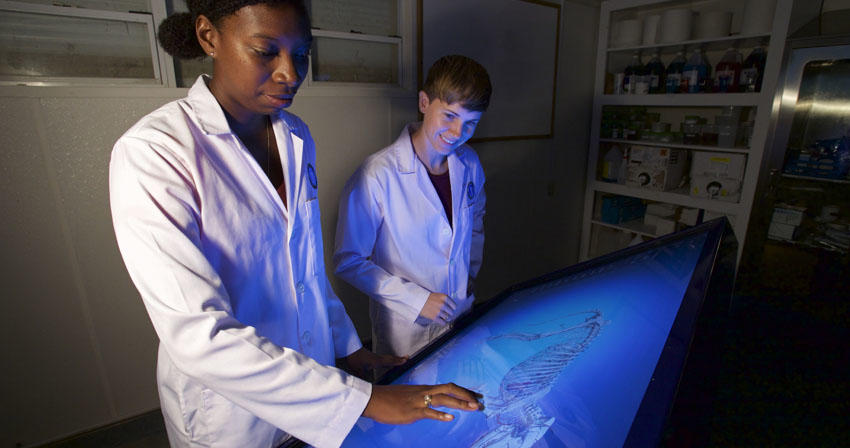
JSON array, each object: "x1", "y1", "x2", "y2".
[
  {"x1": 623, "y1": 53, "x2": 649, "y2": 94},
  {"x1": 665, "y1": 51, "x2": 686, "y2": 93},
  {"x1": 645, "y1": 51, "x2": 666, "y2": 94},
  {"x1": 601, "y1": 145, "x2": 624, "y2": 183},
  {"x1": 681, "y1": 48, "x2": 711, "y2": 93},
  {"x1": 714, "y1": 47, "x2": 743, "y2": 93},
  {"x1": 740, "y1": 45, "x2": 767, "y2": 92}
]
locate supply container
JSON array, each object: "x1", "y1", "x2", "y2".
[
  {"x1": 682, "y1": 48, "x2": 711, "y2": 93},
  {"x1": 740, "y1": 46, "x2": 767, "y2": 92},
  {"x1": 642, "y1": 14, "x2": 661, "y2": 45},
  {"x1": 694, "y1": 10, "x2": 732, "y2": 39},
  {"x1": 714, "y1": 48, "x2": 743, "y2": 92},
  {"x1": 717, "y1": 124, "x2": 738, "y2": 147},
  {"x1": 701, "y1": 124, "x2": 719, "y2": 146},
  {"x1": 665, "y1": 51, "x2": 687, "y2": 93},
  {"x1": 660, "y1": 8, "x2": 692, "y2": 43},
  {"x1": 613, "y1": 19, "x2": 642, "y2": 47},
  {"x1": 741, "y1": 0, "x2": 776, "y2": 35},
  {"x1": 645, "y1": 52, "x2": 666, "y2": 94}
]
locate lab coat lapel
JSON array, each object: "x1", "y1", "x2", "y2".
[
  {"x1": 395, "y1": 129, "x2": 445, "y2": 222},
  {"x1": 448, "y1": 149, "x2": 469, "y2": 231},
  {"x1": 272, "y1": 117, "x2": 306, "y2": 214},
  {"x1": 290, "y1": 131, "x2": 305, "y2": 204}
]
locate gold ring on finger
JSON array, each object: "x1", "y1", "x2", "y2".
[{"x1": 423, "y1": 394, "x2": 432, "y2": 407}]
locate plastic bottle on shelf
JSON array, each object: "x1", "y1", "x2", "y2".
[
  {"x1": 601, "y1": 145, "x2": 624, "y2": 183},
  {"x1": 740, "y1": 45, "x2": 767, "y2": 92},
  {"x1": 617, "y1": 146, "x2": 628, "y2": 184},
  {"x1": 714, "y1": 47, "x2": 743, "y2": 93},
  {"x1": 682, "y1": 48, "x2": 711, "y2": 93},
  {"x1": 645, "y1": 51, "x2": 666, "y2": 94},
  {"x1": 623, "y1": 53, "x2": 648, "y2": 94},
  {"x1": 665, "y1": 51, "x2": 686, "y2": 93}
]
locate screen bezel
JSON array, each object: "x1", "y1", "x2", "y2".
[{"x1": 374, "y1": 217, "x2": 737, "y2": 447}]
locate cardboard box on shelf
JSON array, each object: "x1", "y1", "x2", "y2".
[
  {"x1": 600, "y1": 195, "x2": 646, "y2": 225},
  {"x1": 645, "y1": 202, "x2": 678, "y2": 218},
  {"x1": 625, "y1": 146, "x2": 687, "y2": 191},
  {"x1": 689, "y1": 151, "x2": 746, "y2": 202},
  {"x1": 771, "y1": 205, "x2": 806, "y2": 226},
  {"x1": 679, "y1": 207, "x2": 701, "y2": 226},
  {"x1": 644, "y1": 213, "x2": 677, "y2": 235},
  {"x1": 690, "y1": 174, "x2": 741, "y2": 202},
  {"x1": 691, "y1": 151, "x2": 746, "y2": 180},
  {"x1": 768, "y1": 221, "x2": 798, "y2": 241}
]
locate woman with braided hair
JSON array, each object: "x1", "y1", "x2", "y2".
[{"x1": 109, "y1": 1, "x2": 482, "y2": 446}]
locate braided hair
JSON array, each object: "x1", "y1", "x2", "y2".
[{"x1": 157, "y1": 0, "x2": 310, "y2": 59}]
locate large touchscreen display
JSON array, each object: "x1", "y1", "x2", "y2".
[{"x1": 342, "y1": 231, "x2": 710, "y2": 448}]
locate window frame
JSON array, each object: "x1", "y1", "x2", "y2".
[
  {"x1": 0, "y1": 0, "x2": 415, "y2": 91},
  {"x1": 0, "y1": 0, "x2": 165, "y2": 86}
]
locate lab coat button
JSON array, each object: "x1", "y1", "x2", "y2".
[
  {"x1": 449, "y1": 259, "x2": 455, "y2": 265},
  {"x1": 297, "y1": 283, "x2": 305, "y2": 293},
  {"x1": 301, "y1": 331, "x2": 312, "y2": 345},
  {"x1": 441, "y1": 227, "x2": 450, "y2": 236}
]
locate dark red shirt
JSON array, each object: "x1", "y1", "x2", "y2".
[{"x1": 428, "y1": 170, "x2": 452, "y2": 227}]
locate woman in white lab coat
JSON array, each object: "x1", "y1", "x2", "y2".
[
  {"x1": 109, "y1": 2, "x2": 481, "y2": 447},
  {"x1": 334, "y1": 55, "x2": 491, "y2": 358}
]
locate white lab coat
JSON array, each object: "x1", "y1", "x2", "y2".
[
  {"x1": 333, "y1": 124, "x2": 485, "y2": 357},
  {"x1": 110, "y1": 76, "x2": 371, "y2": 448}
]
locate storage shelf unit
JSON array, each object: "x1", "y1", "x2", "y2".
[
  {"x1": 598, "y1": 92, "x2": 762, "y2": 106},
  {"x1": 781, "y1": 173, "x2": 850, "y2": 185},
  {"x1": 592, "y1": 181, "x2": 744, "y2": 214},
  {"x1": 600, "y1": 138, "x2": 751, "y2": 154},
  {"x1": 580, "y1": 0, "x2": 793, "y2": 261},
  {"x1": 607, "y1": 32, "x2": 771, "y2": 54},
  {"x1": 591, "y1": 218, "x2": 660, "y2": 238}
]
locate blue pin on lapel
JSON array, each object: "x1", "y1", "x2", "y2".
[{"x1": 307, "y1": 163, "x2": 318, "y2": 189}]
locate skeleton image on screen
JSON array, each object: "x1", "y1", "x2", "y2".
[
  {"x1": 471, "y1": 311, "x2": 606, "y2": 448},
  {"x1": 342, "y1": 230, "x2": 714, "y2": 448}
]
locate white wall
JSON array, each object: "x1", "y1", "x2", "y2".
[{"x1": 0, "y1": 1, "x2": 599, "y2": 445}]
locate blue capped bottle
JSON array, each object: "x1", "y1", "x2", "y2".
[
  {"x1": 681, "y1": 48, "x2": 711, "y2": 93},
  {"x1": 623, "y1": 52, "x2": 648, "y2": 94},
  {"x1": 740, "y1": 45, "x2": 767, "y2": 92},
  {"x1": 645, "y1": 51, "x2": 666, "y2": 94},
  {"x1": 665, "y1": 51, "x2": 686, "y2": 93}
]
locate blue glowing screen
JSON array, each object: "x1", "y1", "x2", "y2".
[{"x1": 343, "y1": 232, "x2": 709, "y2": 448}]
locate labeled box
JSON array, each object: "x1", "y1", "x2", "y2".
[
  {"x1": 771, "y1": 205, "x2": 805, "y2": 226},
  {"x1": 768, "y1": 221, "x2": 798, "y2": 241},
  {"x1": 644, "y1": 214, "x2": 677, "y2": 235},
  {"x1": 689, "y1": 151, "x2": 746, "y2": 202},
  {"x1": 600, "y1": 195, "x2": 646, "y2": 224},
  {"x1": 625, "y1": 146, "x2": 687, "y2": 191},
  {"x1": 691, "y1": 151, "x2": 746, "y2": 180},
  {"x1": 690, "y1": 175, "x2": 741, "y2": 202}
]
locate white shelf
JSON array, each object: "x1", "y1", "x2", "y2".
[
  {"x1": 607, "y1": 33, "x2": 771, "y2": 55},
  {"x1": 592, "y1": 181, "x2": 743, "y2": 215},
  {"x1": 781, "y1": 173, "x2": 850, "y2": 184},
  {"x1": 599, "y1": 93, "x2": 762, "y2": 106},
  {"x1": 580, "y1": 0, "x2": 793, "y2": 262},
  {"x1": 591, "y1": 219, "x2": 659, "y2": 238},
  {"x1": 600, "y1": 138, "x2": 751, "y2": 154}
]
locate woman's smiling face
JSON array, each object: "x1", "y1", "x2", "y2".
[
  {"x1": 200, "y1": 2, "x2": 312, "y2": 122},
  {"x1": 418, "y1": 91, "x2": 483, "y2": 156}
]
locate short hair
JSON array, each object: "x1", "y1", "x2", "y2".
[
  {"x1": 157, "y1": 0, "x2": 310, "y2": 59},
  {"x1": 422, "y1": 55, "x2": 492, "y2": 112}
]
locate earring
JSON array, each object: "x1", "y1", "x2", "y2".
[{"x1": 209, "y1": 52, "x2": 215, "y2": 57}]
